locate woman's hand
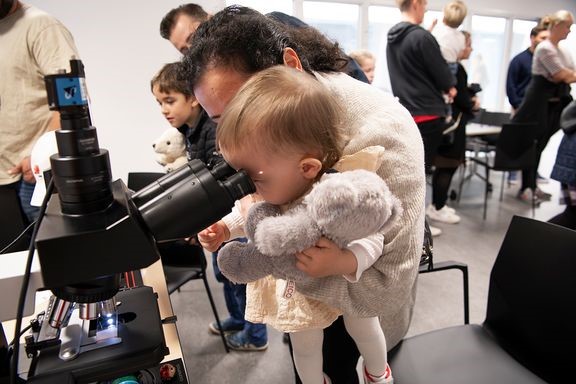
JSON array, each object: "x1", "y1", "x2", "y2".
[
  {"x1": 295, "y1": 237, "x2": 358, "y2": 278},
  {"x1": 198, "y1": 220, "x2": 230, "y2": 252}
]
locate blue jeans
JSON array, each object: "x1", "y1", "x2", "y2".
[
  {"x1": 16, "y1": 179, "x2": 40, "y2": 224},
  {"x1": 212, "y1": 239, "x2": 267, "y2": 345}
]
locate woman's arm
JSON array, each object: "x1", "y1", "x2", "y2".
[{"x1": 552, "y1": 67, "x2": 576, "y2": 84}]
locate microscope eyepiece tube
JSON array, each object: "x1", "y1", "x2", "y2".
[{"x1": 135, "y1": 159, "x2": 255, "y2": 241}]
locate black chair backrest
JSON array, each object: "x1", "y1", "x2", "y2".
[
  {"x1": 0, "y1": 187, "x2": 29, "y2": 252},
  {"x1": 127, "y1": 172, "x2": 164, "y2": 192},
  {"x1": 468, "y1": 108, "x2": 484, "y2": 124},
  {"x1": 480, "y1": 110, "x2": 510, "y2": 127},
  {"x1": 493, "y1": 122, "x2": 538, "y2": 171},
  {"x1": 484, "y1": 216, "x2": 576, "y2": 383}
]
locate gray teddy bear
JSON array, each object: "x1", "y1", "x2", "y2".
[{"x1": 217, "y1": 169, "x2": 403, "y2": 284}]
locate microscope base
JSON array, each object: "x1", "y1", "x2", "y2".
[{"x1": 27, "y1": 286, "x2": 168, "y2": 383}]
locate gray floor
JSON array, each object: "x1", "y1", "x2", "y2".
[{"x1": 168, "y1": 136, "x2": 565, "y2": 384}]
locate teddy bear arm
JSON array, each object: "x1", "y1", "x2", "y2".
[{"x1": 165, "y1": 156, "x2": 188, "y2": 172}]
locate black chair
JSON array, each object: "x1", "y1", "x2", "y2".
[
  {"x1": 457, "y1": 110, "x2": 508, "y2": 204},
  {"x1": 127, "y1": 172, "x2": 229, "y2": 353},
  {"x1": 478, "y1": 110, "x2": 510, "y2": 127},
  {"x1": 0, "y1": 186, "x2": 30, "y2": 252},
  {"x1": 389, "y1": 216, "x2": 576, "y2": 384},
  {"x1": 467, "y1": 122, "x2": 538, "y2": 219},
  {"x1": 419, "y1": 220, "x2": 469, "y2": 324}
]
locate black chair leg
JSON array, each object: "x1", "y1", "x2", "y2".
[
  {"x1": 419, "y1": 261, "x2": 469, "y2": 324},
  {"x1": 483, "y1": 166, "x2": 490, "y2": 220},
  {"x1": 499, "y1": 172, "x2": 505, "y2": 201},
  {"x1": 201, "y1": 274, "x2": 230, "y2": 353}
]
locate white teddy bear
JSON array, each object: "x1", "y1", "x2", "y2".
[{"x1": 152, "y1": 128, "x2": 188, "y2": 172}]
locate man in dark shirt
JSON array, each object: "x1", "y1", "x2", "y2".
[
  {"x1": 505, "y1": 24, "x2": 548, "y2": 185},
  {"x1": 506, "y1": 25, "x2": 549, "y2": 112}
]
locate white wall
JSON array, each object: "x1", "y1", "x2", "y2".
[
  {"x1": 25, "y1": 0, "x2": 576, "y2": 182},
  {"x1": 25, "y1": 0, "x2": 224, "y2": 183}
]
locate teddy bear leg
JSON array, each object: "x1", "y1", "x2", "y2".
[{"x1": 217, "y1": 241, "x2": 274, "y2": 284}]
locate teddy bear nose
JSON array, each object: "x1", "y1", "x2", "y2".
[
  {"x1": 166, "y1": 141, "x2": 171, "y2": 145},
  {"x1": 152, "y1": 143, "x2": 156, "y2": 148}
]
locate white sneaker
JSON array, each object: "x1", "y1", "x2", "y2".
[
  {"x1": 426, "y1": 204, "x2": 461, "y2": 224},
  {"x1": 443, "y1": 205, "x2": 456, "y2": 214},
  {"x1": 429, "y1": 225, "x2": 442, "y2": 237}
]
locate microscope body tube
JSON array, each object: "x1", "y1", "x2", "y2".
[{"x1": 133, "y1": 159, "x2": 255, "y2": 242}]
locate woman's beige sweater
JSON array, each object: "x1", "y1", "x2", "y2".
[{"x1": 226, "y1": 72, "x2": 426, "y2": 349}]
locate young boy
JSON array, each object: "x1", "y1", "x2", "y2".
[
  {"x1": 151, "y1": 63, "x2": 269, "y2": 350},
  {"x1": 432, "y1": 0, "x2": 468, "y2": 72},
  {"x1": 151, "y1": 62, "x2": 217, "y2": 167},
  {"x1": 202, "y1": 65, "x2": 395, "y2": 383}
]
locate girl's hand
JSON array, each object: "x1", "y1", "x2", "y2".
[
  {"x1": 198, "y1": 221, "x2": 230, "y2": 252},
  {"x1": 295, "y1": 237, "x2": 358, "y2": 278}
]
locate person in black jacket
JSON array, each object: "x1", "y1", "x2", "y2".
[
  {"x1": 387, "y1": 0, "x2": 458, "y2": 232},
  {"x1": 434, "y1": 31, "x2": 480, "y2": 208}
]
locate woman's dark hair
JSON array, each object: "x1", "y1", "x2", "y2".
[{"x1": 182, "y1": 6, "x2": 347, "y2": 87}]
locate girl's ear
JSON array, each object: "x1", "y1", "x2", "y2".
[{"x1": 299, "y1": 158, "x2": 322, "y2": 179}]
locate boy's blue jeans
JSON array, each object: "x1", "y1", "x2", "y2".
[
  {"x1": 212, "y1": 239, "x2": 267, "y2": 344},
  {"x1": 16, "y1": 179, "x2": 40, "y2": 224}
]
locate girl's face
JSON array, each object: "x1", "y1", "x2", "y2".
[
  {"x1": 360, "y1": 58, "x2": 375, "y2": 84},
  {"x1": 221, "y1": 144, "x2": 320, "y2": 206},
  {"x1": 152, "y1": 85, "x2": 199, "y2": 128}
]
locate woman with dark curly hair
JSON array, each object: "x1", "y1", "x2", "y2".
[{"x1": 186, "y1": 6, "x2": 425, "y2": 383}]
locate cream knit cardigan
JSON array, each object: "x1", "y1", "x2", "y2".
[{"x1": 226, "y1": 72, "x2": 426, "y2": 349}]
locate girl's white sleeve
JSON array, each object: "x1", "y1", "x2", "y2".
[
  {"x1": 344, "y1": 233, "x2": 384, "y2": 282},
  {"x1": 221, "y1": 202, "x2": 246, "y2": 240}
]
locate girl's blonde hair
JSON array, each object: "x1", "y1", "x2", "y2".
[
  {"x1": 348, "y1": 50, "x2": 375, "y2": 68},
  {"x1": 541, "y1": 10, "x2": 574, "y2": 30},
  {"x1": 217, "y1": 66, "x2": 345, "y2": 170}
]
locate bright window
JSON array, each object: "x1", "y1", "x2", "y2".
[
  {"x1": 225, "y1": 0, "x2": 292, "y2": 15},
  {"x1": 470, "y1": 15, "x2": 507, "y2": 111},
  {"x1": 510, "y1": 20, "x2": 538, "y2": 60},
  {"x1": 302, "y1": 1, "x2": 359, "y2": 54},
  {"x1": 367, "y1": 6, "x2": 401, "y2": 91},
  {"x1": 423, "y1": 10, "x2": 444, "y2": 31}
]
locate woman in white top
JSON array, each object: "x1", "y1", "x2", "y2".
[{"x1": 512, "y1": 10, "x2": 575, "y2": 202}]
